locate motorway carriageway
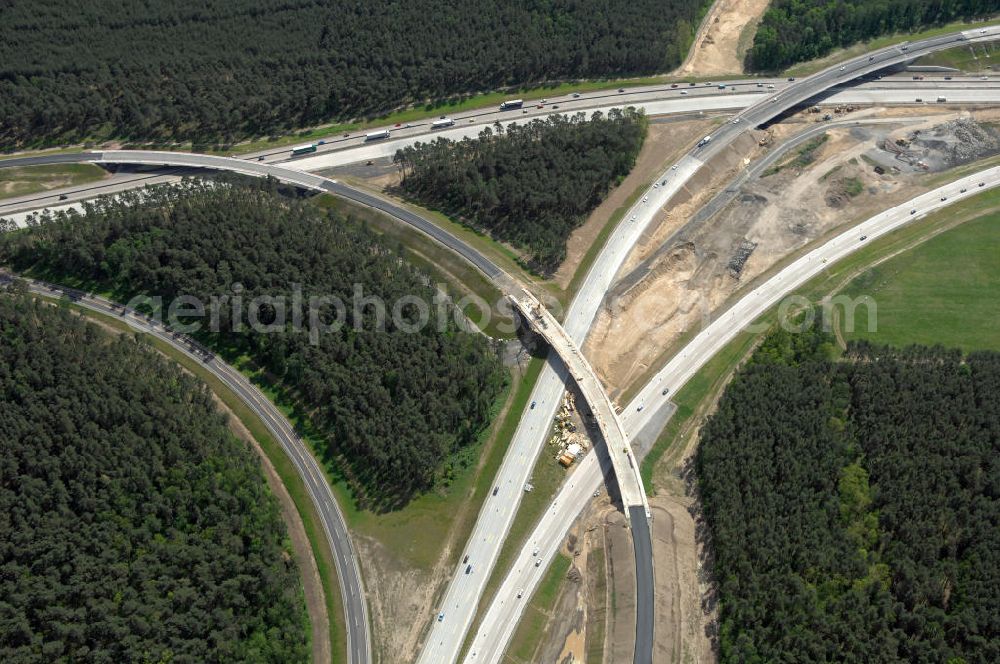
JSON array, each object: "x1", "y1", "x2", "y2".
[
  {"x1": 465, "y1": 162, "x2": 1000, "y2": 664},
  {"x1": 6, "y1": 73, "x2": 1000, "y2": 218},
  {"x1": 464, "y1": 166, "x2": 1000, "y2": 664},
  {"x1": 436, "y1": 25, "x2": 1000, "y2": 664},
  {"x1": 3, "y1": 25, "x2": 999, "y2": 664}
]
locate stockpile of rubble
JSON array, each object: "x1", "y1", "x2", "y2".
[{"x1": 549, "y1": 392, "x2": 589, "y2": 467}]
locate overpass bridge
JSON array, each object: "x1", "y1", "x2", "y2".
[{"x1": 508, "y1": 288, "x2": 650, "y2": 522}]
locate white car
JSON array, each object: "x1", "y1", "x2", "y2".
[
  {"x1": 680, "y1": 90, "x2": 688, "y2": 95},
  {"x1": 535, "y1": 558, "x2": 542, "y2": 567},
  {"x1": 840, "y1": 65, "x2": 846, "y2": 71},
  {"x1": 516, "y1": 589, "x2": 524, "y2": 598}
]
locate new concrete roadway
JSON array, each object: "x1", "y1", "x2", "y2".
[
  {"x1": 448, "y1": 25, "x2": 1000, "y2": 664},
  {"x1": 3, "y1": 25, "x2": 998, "y2": 664},
  {"x1": 465, "y1": 164, "x2": 1000, "y2": 664},
  {"x1": 8, "y1": 75, "x2": 1000, "y2": 217},
  {"x1": 509, "y1": 289, "x2": 650, "y2": 517},
  {"x1": 12, "y1": 277, "x2": 373, "y2": 664}
]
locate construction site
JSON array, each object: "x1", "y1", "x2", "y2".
[{"x1": 585, "y1": 107, "x2": 1000, "y2": 397}]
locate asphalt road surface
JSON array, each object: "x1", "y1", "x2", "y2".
[
  {"x1": 3, "y1": 25, "x2": 998, "y2": 664},
  {"x1": 629, "y1": 506, "x2": 654, "y2": 664},
  {"x1": 16, "y1": 278, "x2": 372, "y2": 664},
  {"x1": 454, "y1": 25, "x2": 1000, "y2": 664},
  {"x1": 0, "y1": 150, "x2": 508, "y2": 285},
  {"x1": 465, "y1": 166, "x2": 1000, "y2": 664},
  {"x1": 9, "y1": 75, "x2": 1000, "y2": 214}
]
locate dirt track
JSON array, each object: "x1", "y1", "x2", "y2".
[
  {"x1": 554, "y1": 118, "x2": 717, "y2": 290},
  {"x1": 677, "y1": 0, "x2": 771, "y2": 76},
  {"x1": 586, "y1": 110, "x2": 1000, "y2": 397}
]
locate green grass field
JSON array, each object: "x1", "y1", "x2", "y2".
[
  {"x1": 838, "y1": 211, "x2": 1000, "y2": 351},
  {"x1": 505, "y1": 553, "x2": 573, "y2": 663},
  {"x1": 914, "y1": 40, "x2": 1000, "y2": 71},
  {"x1": 785, "y1": 18, "x2": 1000, "y2": 76},
  {"x1": 0, "y1": 163, "x2": 107, "y2": 200}
]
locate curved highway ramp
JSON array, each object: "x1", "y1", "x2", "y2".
[{"x1": 508, "y1": 288, "x2": 654, "y2": 664}]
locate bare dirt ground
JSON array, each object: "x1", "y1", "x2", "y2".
[
  {"x1": 519, "y1": 498, "x2": 651, "y2": 664},
  {"x1": 355, "y1": 536, "x2": 435, "y2": 664},
  {"x1": 507, "y1": 500, "x2": 606, "y2": 664},
  {"x1": 585, "y1": 109, "x2": 1000, "y2": 395},
  {"x1": 553, "y1": 118, "x2": 717, "y2": 290},
  {"x1": 604, "y1": 511, "x2": 637, "y2": 663},
  {"x1": 676, "y1": 0, "x2": 771, "y2": 77},
  {"x1": 359, "y1": 369, "x2": 526, "y2": 664},
  {"x1": 650, "y1": 498, "x2": 714, "y2": 664},
  {"x1": 583, "y1": 131, "x2": 764, "y2": 396}
]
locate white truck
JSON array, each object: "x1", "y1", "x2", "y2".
[
  {"x1": 365, "y1": 129, "x2": 390, "y2": 141},
  {"x1": 697, "y1": 135, "x2": 712, "y2": 148},
  {"x1": 431, "y1": 118, "x2": 456, "y2": 129},
  {"x1": 499, "y1": 99, "x2": 524, "y2": 110}
]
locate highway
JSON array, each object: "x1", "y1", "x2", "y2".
[
  {"x1": 0, "y1": 150, "x2": 508, "y2": 284},
  {"x1": 3, "y1": 24, "x2": 999, "y2": 664},
  {"x1": 508, "y1": 289, "x2": 650, "y2": 517},
  {"x1": 8, "y1": 76, "x2": 1000, "y2": 217},
  {"x1": 442, "y1": 24, "x2": 1000, "y2": 664},
  {"x1": 465, "y1": 165, "x2": 1000, "y2": 664},
  {"x1": 278, "y1": 81, "x2": 1000, "y2": 172},
  {"x1": 14, "y1": 277, "x2": 373, "y2": 664}
]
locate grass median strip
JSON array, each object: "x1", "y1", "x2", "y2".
[
  {"x1": 0, "y1": 163, "x2": 108, "y2": 200},
  {"x1": 505, "y1": 552, "x2": 573, "y2": 663}
]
